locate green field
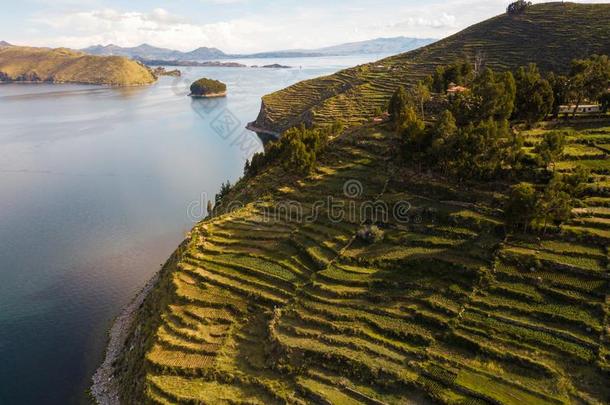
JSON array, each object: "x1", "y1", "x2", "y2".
[{"x1": 114, "y1": 120, "x2": 609, "y2": 404}]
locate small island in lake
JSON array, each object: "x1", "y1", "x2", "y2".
[
  {"x1": 151, "y1": 66, "x2": 181, "y2": 77},
  {"x1": 189, "y1": 77, "x2": 227, "y2": 98}
]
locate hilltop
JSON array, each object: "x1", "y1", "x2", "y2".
[
  {"x1": 245, "y1": 37, "x2": 436, "y2": 59},
  {"x1": 250, "y1": 2, "x2": 610, "y2": 135},
  {"x1": 83, "y1": 43, "x2": 227, "y2": 61},
  {"x1": 0, "y1": 46, "x2": 156, "y2": 86}
]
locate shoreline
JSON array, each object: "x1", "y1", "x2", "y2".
[
  {"x1": 246, "y1": 122, "x2": 281, "y2": 139},
  {"x1": 0, "y1": 79, "x2": 157, "y2": 87},
  {"x1": 188, "y1": 91, "x2": 227, "y2": 98},
  {"x1": 90, "y1": 270, "x2": 161, "y2": 405}
]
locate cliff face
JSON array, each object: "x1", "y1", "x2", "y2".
[
  {"x1": 250, "y1": 2, "x2": 610, "y2": 135},
  {"x1": 0, "y1": 46, "x2": 156, "y2": 86}
]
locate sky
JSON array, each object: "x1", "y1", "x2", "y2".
[{"x1": 0, "y1": 0, "x2": 607, "y2": 53}]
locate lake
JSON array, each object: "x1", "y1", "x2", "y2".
[{"x1": 0, "y1": 54, "x2": 386, "y2": 404}]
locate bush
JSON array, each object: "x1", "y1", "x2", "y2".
[
  {"x1": 190, "y1": 78, "x2": 226, "y2": 95},
  {"x1": 244, "y1": 122, "x2": 342, "y2": 177},
  {"x1": 505, "y1": 182, "x2": 537, "y2": 232},
  {"x1": 507, "y1": 1, "x2": 531, "y2": 15},
  {"x1": 514, "y1": 64, "x2": 554, "y2": 125},
  {"x1": 357, "y1": 225, "x2": 384, "y2": 244}
]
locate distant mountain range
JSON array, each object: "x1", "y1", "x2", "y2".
[
  {"x1": 81, "y1": 37, "x2": 437, "y2": 61},
  {"x1": 82, "y1": 43, "x2": 227, "y2": 61},
  {"x1": 0, "y1": 41, "x2": 12, "y2": 47}
]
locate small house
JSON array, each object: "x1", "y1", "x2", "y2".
[
  {"x1": 559, "y1": 104, "x2": 601, "y2": 114},
  {"x1": 447, "y1": 83, "x2": 469, "y2": 95}
]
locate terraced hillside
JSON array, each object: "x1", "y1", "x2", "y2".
[
  {"x1": 0, "y1": 46, "x2": 156, "y2": 86},
  {"x1": 114, "y1": 118, "x2": 610, "y2": 404},
  {"x1": 250, "y1": 2, "x2": 610, "y2": 135}
]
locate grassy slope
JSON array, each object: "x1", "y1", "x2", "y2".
[
  {"x1": 115, "y1": 120, "x2": 610, "y2": 405},
  {"x1": 251, "y1": 2, "x2": 610, "y2": 134},
  {"x1": 113, "y1": 3, "x2": 610, "y2": 404},
  {"x1": 0, "y1": 46, "x2": 156, "y2": 86}
]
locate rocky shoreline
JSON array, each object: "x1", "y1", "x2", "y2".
[
  {"x1": 189, "y1": 91, "x2": 227, "y2": 98},
  {"x1": 90, "y1": 270, "x2": 161, "y2": 405}
]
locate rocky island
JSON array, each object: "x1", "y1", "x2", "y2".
[
  {"x1": 188, "y1": 77, "x2": 227, "y2": 98},
  {"x1": 151, "y1": 66, "x2": 181, "y2": 77},
  {"x1": 0, "y1": 46, "x2": 156, "y2": 86},
  {"x1": 142, "y1": 59, "x2": 247, "y2": 68}
]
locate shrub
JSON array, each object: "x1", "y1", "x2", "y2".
[
  {"x1": 535, "y1": 131, "x2": 566, "y2": 171},
  {"x1": 507, "y1": 1, "x2": 531, "y2": 15},
  {"x1": 514, "y1": 64, "x2": 554, "y2": 125},
  {"x1": 357, "y1": 225, "x2": 384, "y2": 244},
  {"x1": 505, "y1": 182, "x2": 538, "y2": 232},
  {"x1": 244, "y1": 123, "x2": 342, "y2": 177}
]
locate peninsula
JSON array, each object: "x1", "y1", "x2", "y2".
[{"x1": 0, "y1": 46, "x2": 156, "y2": 86}]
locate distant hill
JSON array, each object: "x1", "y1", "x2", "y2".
[
  {"x1": 251, "y1": 2, "x2": 610, "y2": 135},
  {"x1": 83, "y1": 43, "x2": 227, "y2": 61},
  {"x1": 314, "y1": 36, "x2": 436, "y2": 56},
  {"x1": 0, "y1": 46, "x2": 156, "y2": 86},
  {"x1": 0, "y1": 41, "x2": 11, "y2": 47},
  {"x1": 81, "y1": 37, "x2": 435, "y2": 61}
]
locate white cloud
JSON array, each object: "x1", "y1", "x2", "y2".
[
  {"x1": 20, "y1": 1, "x2": 610, "y2": 53},
  {"x1": 28, "y1": 8, "x2": 276, "y2": 51}
]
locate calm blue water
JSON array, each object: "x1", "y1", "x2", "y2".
[{"x1": 0, "y1": 55, "x2": 386, "y2": 405}]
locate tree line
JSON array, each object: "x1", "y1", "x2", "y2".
[
  {"x1": 391, "y1": 54, "x2": 610, "y2": 234},
  {"x1": 244, "y1": 122, "x2": 344, "y2": 178}
]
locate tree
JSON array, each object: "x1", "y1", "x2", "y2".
[
  {"x1": 505, "y1": 182, "x2": 538, "y2": 233},
  {"x1": 507, "y1": 0, "x2": 532, "y2": 15},
  {"x1": 471, "y1": 68, "x2": 516, "y2": 121},
  {"x1": 280, "y1": 126, "x2": 316, "y2": 174},
  {"x1": 215, "y1": 181, "x2": 232, "y2": 204},
  {"x1": 429, "y1": 110, "x2": 458, "y2": 173},
  {"x1": 388, "y1": 86, "x2": 411, "y2": 128},
  {"x1": 535, "y1": 131, "x2": 566, "y2": 172},
  {"x1": 547, "y1": 72, "x2": 570, "y2": 119},
  {"x1": 535, "y1": 175, "x2": 573, "y2": 234},
  {"x1": 498, "y1": 71, "x2": 518, "y2": 120},
  {"x1": 514, "y1": 64, "x2": 554, "y2": 125},
  {"x1": 562, "y1": 166, "x2": 590, "y2": 199},
  {"x1": 431, "y1": 60, "x2": 473, "y2": 93},
  {"x1": 569, "y1": 55, "x2": 610, "y2": 117},
  {"x1": 505, "y1": 129, "x2": 526, "y2": 177},
  {"x1": 400, "y1": 105, "x2": 427, "y2": 168},
  {"x1": 441, "y1": 118, "x2": 511, "y2": 180},
  {"x1": 243, "y1": 159, "x2": 251, "y2": 177},
  {"x1": 412, "y1": 81, "x2": 431, "y2": 119}
]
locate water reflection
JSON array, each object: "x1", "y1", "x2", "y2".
[{"x1": 0, "y1": 54, "x2": 387, "y2": 404}]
